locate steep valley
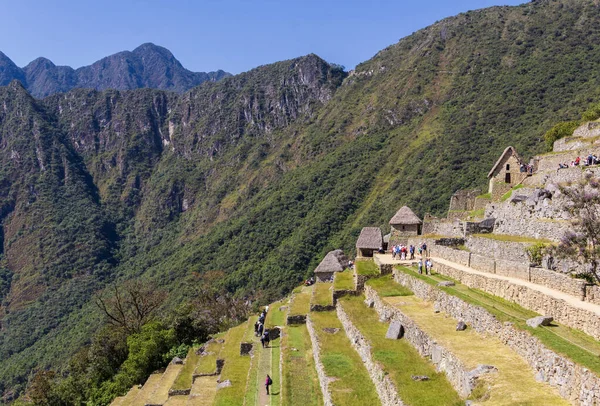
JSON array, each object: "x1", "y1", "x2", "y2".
[{"x1": 3, "y1": 0, "x2": 600, "y2": 401}]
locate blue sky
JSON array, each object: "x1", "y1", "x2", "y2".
[{"x1": 1, "y1": 0, "x2": 524, "y2": 74}]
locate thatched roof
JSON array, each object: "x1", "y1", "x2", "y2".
[
  {"x1": 487, "y1": 146, "x2": 525, "y2": 178},
  {"x1": 389, "y1": 206, "x2": 422, "y2": 225},
  {"x1": 314, "y1": 249, "x2": 348, "y2": 274},
  {"x1": 356, "y1": 227, "x2": 383, "y2": 250}
]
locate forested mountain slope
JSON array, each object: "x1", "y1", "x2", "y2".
[{"x1": 3, "y1": 0, "x2": 600, "y2": 400}]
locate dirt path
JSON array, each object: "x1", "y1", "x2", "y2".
[
  {"x1": 375, "y1": 253, "x2": 600, "y2": 316},
  {"x1": 256, "y1": 341, "x2": 271, "y2": 406}
]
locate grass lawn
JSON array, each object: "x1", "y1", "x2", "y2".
[
  {"x1": 355, "y1": 260, "x2": 379, "y2": 277},
  {"x1": 282, "y1": 324, "x2": 323, "y2": 406},
  {"x1": 396, "y1": 266, "x2": 600, "y2": 376},
  {"x1": 194, "y1": 333, "x2": 226, "y2": 375},
  {"x1": 266, "y1": 300, "x2": 287, "y2": 327},
  {"x1": 366, "y1": 274, "x2": 413, "y2": 297},
  {"x1": 339, "y1": 296, "x2": 462, "y2": 406},
  {"x1": 471, "y1": 233, "x2": 552, "y2": 244},
  {"x1": 312, "y1": 283, "x2": 333, "y2": 307},
  {"x1": 171, "y1": 347, "x2": 201, "y2": 391},
  {"x1": 289, "y1": 287, "x2": 312, "y2": 316},
  {"x1": 381, "y1": 294, "x2": 568, "y2": 405},
  {"x1": 271, "y1": 336, "x2": 282, "y2": 406},
  {"x1": 333, "y1": 270, "x2": 354, "y2": 291},
  {"x1": 213, "y1": 321, "x2": 253, "y2": 406},
  {"x1": 309, "y1": 311, "x2": 380, "y2": 405}
]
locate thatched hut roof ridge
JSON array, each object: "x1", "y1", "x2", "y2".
[
  {"x1": 487, "y1": 146, "x2": 525, "y2": 178},
  {"x1": 389, "y1": 206, "x2": 422, "y2": 225}
]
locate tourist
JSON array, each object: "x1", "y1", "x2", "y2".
[
  {"x1": 258, "y1": 322, "x2": 264, "y2": 337},
  {"x1": 262, "y1": 331, "x2": 270, "y2": 348},
  {"x1": 421, "y1": 242, "x2": 428, "y2": 258},
  {"x1": 265, "y1": 374, "x2": 273, "y2": 395},
  {"x1": 575, "y1": 156, "x2": 581, "y2": 166},
  {"x1": 254, "y1": 321, "x2": 260, "y2": 336},
  {"x1": 409, "y1": 245, "x2": 415, "y2": 260},
  {"x1": 557, "y1": 163, "x2": 568, "y2": 173},
  {"x1": 418, "y1": 259, "x2": 423, "y2": 274},
  {"x1": 426, "y1": 259, "x2": 432, "y2": 275}
]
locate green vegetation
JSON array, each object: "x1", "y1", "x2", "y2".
[
  {"x1": 365, "y1": 274, "x2": 413, "y2": 297},
  {"x1": 395, "y1": 266, "x2": 600, "y2": 375},
  {"x1": 500, "y1": 184, "x2": 524, "y2": 201},
  {"x1": 333, "y1": 271, "x2": 354, "y2": 291},
  {"x1": 213, "y1": 321, "x2": 253, "y2": 406},
  {"x1": 526, "y1": 242, "x2": 551, "y2": 266},
  {"x1": 339, "y1": 296, "x2": 463, "y2": 406},
  {"x1": 265, "y1": 301, "x2": 287, "y2": 327},
  {"x1": 309, "y1": 311, "x2": 380, "y2": 405},
  {"x1": 194, "y1": 335, "x2": 226, "y2": 375},
  {"x1": 355, "y1": 260, "x2": 379, "y2": 277},
  {"x1": 281, "y1": 325, "x2": 323, "y2": 406},
  {"x1": 289, "y1": 288, "x2": 312, "y2": 316},
  {"x1": 312, "y1": 283, "x2": 334, "y2": 307},
  {"x1": 476, "y1": 192, "x2": 491, "y2": 199},
  {"x1": 8, "y1": 0, "x2": 600, "y2": 399},
  {"x1": 171, "y1": 347, "x2": 200, "y2": 391},
  {"x1": 544, "y1": 121, "x2": 580, "y2": 150}
]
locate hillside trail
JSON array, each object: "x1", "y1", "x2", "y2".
[
  {"x1": 255, "y1": 339, "x2": 272, "y2": 406},
  {"x1": 375, "y1": 253, "x2": 600, "y2": 317}
]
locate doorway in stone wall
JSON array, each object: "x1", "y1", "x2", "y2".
[{"x1": 505, "y1": 173, "x2": 511, "y2": 183}]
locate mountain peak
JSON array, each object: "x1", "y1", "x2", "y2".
[{"x1": 0, "y1": 45, "x2": 231, "y2": 97}]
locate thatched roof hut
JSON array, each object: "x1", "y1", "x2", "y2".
[
  {"x1": 314, "y1": 249, "x2": 347, "y2": 274},
  {"x1": 356, "y1": 227, "x2": 383, "y2": 253},
  {"x1": 389, "y1": 206, "x2": 422, "y2": 225}
]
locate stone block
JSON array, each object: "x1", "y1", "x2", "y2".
[
  {"x1": 526, "y1": 316, "x2": 553, "y2": 328},
  {"x1": 240, "y1": 342, "x2": 253, "y2": 356},
  {"x1": 456, "y1": 321, "x2": 467, "y2": 331},
  {"x1": 217, "y1": 379, "x2": 232, "y2": 389},
  {"x1": 438, "y1": 281, "x2": 456, "y2": 287},
  {"x1": 385, "y1": 321, "x2": 404, "y2": 339},
  {"x1": 171, "y1": 357, "x2": 184, "y2": 364},
  {"x1": 411, "y1": 375, "x2": 430, "y2": 381}
]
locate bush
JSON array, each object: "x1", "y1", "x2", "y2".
[
  {"x1": 582, "y1": 103, "x2": 600, "y2": 122},
  {"x1": 526, "y1": 242, "x2": 548, "y2": 266},
  {"x1": 543, "y1": 121, "x2": 580, "y2": 150}
]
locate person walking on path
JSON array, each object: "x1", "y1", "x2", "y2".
[
  {"x1": 418, "y1": 259, "x2": 423, "y2": 274},
  {"x1": 265, "y1": 374, "x2": 273, "y2": 395}
]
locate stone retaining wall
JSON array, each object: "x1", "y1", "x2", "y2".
[
  {"x1": 495, "y1": 259, "x2": 530, "y2": 280},
  {"x1": 306, "y1": 315, "x2": 334, "y2": 406},
  {"x1": 529, "y1": 267, "x2": 586, "y2": 300},
  {"x1": 434, "y1": 261, "x2": 600, "y2": 341},
  {"x1": 429, "y1": 245, "x2": 470, "y2": 266},
  {"x1": 585, "y1": 285, "x2": 600, "y2": 306},
  {"x1": 286, "y1": 315, "x2": 307, "y2": 325},
  {"x1": 336, "y1": 303, "x2": 403, "y2": 406},
  {"x1": 364, "y1": 286, "x2": 480, "y2": 398},
  {"x1": 389, "y1": 269, "x2": 600, "y2": 405},
  {"x1": 465, "y1": 236, "x2": 530, "y2": 262},
  {"x1": 469, "y1": 253, "x2": 495, "y2": 273}
]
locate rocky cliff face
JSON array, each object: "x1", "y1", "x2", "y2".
[{"x1": 1, "y1": 43, "x2": 231, "y2": 98}]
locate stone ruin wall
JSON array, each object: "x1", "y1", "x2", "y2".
[
  {"x1": 305, "y1": 315, "x2": 334, "y2": 406},
  {"x1": 433, "y1": 260, "x2": 600, "y2": 341},
  {"x1": 448, "y1": 189, "x2": 481, "y2": 212},
  {"x1": 389, "y1": 269, "x2": 600, "y2": 405}
]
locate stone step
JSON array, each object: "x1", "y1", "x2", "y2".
[
  {"x1": 188, "y1": 375, "x2": 218, "y2": 405},
  {"x1": 119, "y1": 386, "x2": 141, "y2": 406}
]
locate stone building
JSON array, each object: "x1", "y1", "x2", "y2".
[
  {"x1": 487, "y1": 146, "x2": 528, "y2": 199},
  {"x1": 356, "y1": 227, "x2": 383, "y2": 257},
  {"x1": 314, "y1": 249, "x2": 347, "y2": 282},
  {"x1": 389, "y1": 206, "x2": 422, "y2": 246}
]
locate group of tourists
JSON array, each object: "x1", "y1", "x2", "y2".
[
  {"x1": 557, "y1": 154, "x2": 600, "y2": 173},
  {"x1": 391, "y1": 244, "x2": 415, "y2": 260},
  {"x1": 519, "y1": 163, "x2": 534, "y2": 174},
  {"x1": 304, "y1": 276, "x2": 315, "y2": 286},
  {"x1": 254, "y1": 307, "x2": 271, "y2": 348},
  {"x1": 418, "y1": 258, "x2": 433, "y2": 275},
  {"x1": 391, "y1": 242, "x2": 428, "y2": 260}
]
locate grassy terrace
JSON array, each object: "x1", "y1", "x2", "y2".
[
  {"x1": 282, "y1": 324, "x2": 323, "y2": 406},
  {"x1": 333, "y1": 270, "x2": 354, "y2": 290},
  {"x1": 194, "y1": 332, "x2": 226, "y2": 376},
  {"x1": 312, "y1": 282, "x2": 333, "y2": 307},
  {"x1": 289, "y1": 286, "x2": 312, "y2": 316},
  {"x1": 213, "y1": 320, "x2": 253, "y2": 406},
  {"x1": 366, "y1": 274, "x2": 413, "y2": 297},
  {"x1": 339, "y1": 295, "x2": 463, "y2": 406},
  {"x1": 471, "y1": 233, "x2": 552, "y2": 244},
  {"x1": 395, "y1": 266, "x2": 600, "y2": 376},
  {"x1": 171, "y1": 347, "x2": 201, "y2": 392},
  {"x1": 355, "y1": 259, "x2": 379, "y2": 277},
  {"x1": 265, "y1": 300, "x2": 287, "y2": 327},
  {"x1": 309, "y1": 311, "x2": 380, "y2": 405}
]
